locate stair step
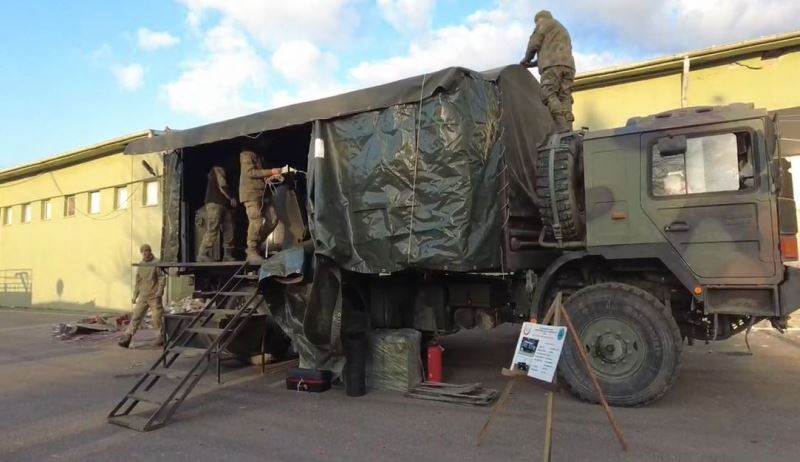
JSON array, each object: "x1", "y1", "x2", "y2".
[
  {"x1": 127, "y1": 390, "x2": 165, "y2": 406},
  {"x1": 108, "y1": 414, "x2": 163, "y2": 432},
  {"x1": 168, "y1": 346, "x2": 209, "y2": 358},
  {"x1": 205, "y1": 309, "x2": 243, "y2": 315},
  {"x1": 186, "y1": 327, "x2": 226, "y2": 336},
  {"x1": 234, "y1": 274, "x2": 259, "y2": 280},
  {"x1": 148, "y1": 368, "x2": 191, "y2": 380}
]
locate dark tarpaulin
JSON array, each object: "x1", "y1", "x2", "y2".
[
  {"x1": 127, "y1": 65, "x2": 553, "y2": 273},
  {"x1": 127, "y1": 67, "x2": 479, "y2": 155},
  {"x1": 308, "y1": 67, "x2": 553, "y2": 273}
]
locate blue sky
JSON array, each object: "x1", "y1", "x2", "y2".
[{"x1": 1, "y1": 0, "x2": 797, "y2": 169}]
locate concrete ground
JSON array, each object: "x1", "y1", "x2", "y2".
[{"x1": 1, "y1": 308, "x2": 799, "y2": 462}]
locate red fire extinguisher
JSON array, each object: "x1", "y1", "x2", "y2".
[{"x1": 427, "y1": 344, "x2": 444, "y2": 383}]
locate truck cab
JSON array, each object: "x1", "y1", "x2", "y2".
[{"x1": 531, "y1": 103, "x2": 799, "y2": 405}]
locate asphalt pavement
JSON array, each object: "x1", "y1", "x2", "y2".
[{"x1": 1, "y1": 308, "x2": 799, "y2": 462}]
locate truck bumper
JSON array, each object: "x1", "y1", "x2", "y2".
[{"x1": 779, "y1": 266, "x2": 800, "y2": 316}]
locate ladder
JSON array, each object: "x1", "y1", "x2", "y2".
[{"x1": 108, "y1": 264, "x2": 262, "y2": 432}]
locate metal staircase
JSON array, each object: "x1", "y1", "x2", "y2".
[{"x1": 108, "y1": 264, "x2": 263, "y2": 431}]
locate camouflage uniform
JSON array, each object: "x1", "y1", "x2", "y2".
[
  {"x1": 239, "y1": 151, "x2": 279, "y2": 261},
  {"x1": 521, "y1": 10, "x2": 576, "y2": 132},
  {"x1": 198, "y1": 166, "x2": 236, "y2": 261},
  {"x1": 127, "y1": 255, "x2": 165, "y2": 338}
]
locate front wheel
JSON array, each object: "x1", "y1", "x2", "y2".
[{"x1": 559, "y1": 283, "x2": 682, "y2": 407}]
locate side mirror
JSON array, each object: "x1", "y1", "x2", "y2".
[{"x1": 657, "y1": 135, "x2": 687, "y2": 157}]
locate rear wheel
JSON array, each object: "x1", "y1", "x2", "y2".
[{"x1": 559, "y1": 283, "x2": 682, "y2": 406}]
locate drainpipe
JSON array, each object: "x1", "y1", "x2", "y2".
[{"x1": 681, "y1": 56, "x2": 691, "y2": 108}]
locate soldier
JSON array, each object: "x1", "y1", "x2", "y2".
[
  {"x1": 118, "y1": 244, "x2": 166, "y2": 348},
  {"x1": 197, "y1": 165, "x2": 238, "y2": 262},
  {"x1": 520, "y1": 10, "x2": 576, "y2": 133},
  {"x1": 239, "y1": 150, "x2": 282, "y2": 264}
]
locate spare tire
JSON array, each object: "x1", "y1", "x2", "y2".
[{"x1": 535, "y1": 134, "x2": 585, "y2": 241}]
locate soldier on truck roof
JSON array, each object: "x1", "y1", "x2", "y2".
[{"x1": 520, "y1": 10, "x2": 576, "y2": 133}]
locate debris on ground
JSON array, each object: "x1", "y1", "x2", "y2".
[
  {"x1": 52, "y1": 313, "x2": 131, "y2": 341},
  {"x1": 167, "y1": 297, "x2": 206, "y2": 314},
  {"x1": 405, "y1": 381, "x2": 498, "y2": 406}
]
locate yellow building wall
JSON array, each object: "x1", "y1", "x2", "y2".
[{"x1": 0, "y1": 151, "x2": 164, "y2": 311}]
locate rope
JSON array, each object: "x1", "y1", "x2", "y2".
[{"x1": 407, "y1": 73, "x2": 427, "y2": 264}]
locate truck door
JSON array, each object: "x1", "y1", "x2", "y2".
[{"x1": 640, "y1": 121, "x2": 779, "y2": 283}]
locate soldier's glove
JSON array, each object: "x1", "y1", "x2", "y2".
[
  {"x1": 519, "y1": 59, "x2": 530, "y2": 66},
  {"x1": 230, "y1": 198, "x2": 239, "y2": 208}
]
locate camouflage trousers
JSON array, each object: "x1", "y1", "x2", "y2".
[
  {"x1": 198, "y1": 203, "x2": 235, "y2": 257},
  {"x1": 126, "y1": 296, "x2": 163, "y2": 337},
  {"x1": 243, "y1": 199, "x2": 278, "y2": 250},
  {"x1": 540, "y1": 65, "x2": 575, "y2": 129}
]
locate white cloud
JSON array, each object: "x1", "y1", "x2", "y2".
[
  {"x1": 112, "y1": 63, "x2": 145, "y2": 91},
  {"x1": 137, "y1": 28, "x2": 180, "y2": 51},
  {"x1": 481, "y1": 0, "x2": 800, "y2": 55},
  {"x1": 270, "y1": 81, "x2": 353, "y2": 109},
  {"x1": 178, "y1": 0, "x2": 359, "y2": 47},
  {"x1": 161, "y1": 22, "x2": 268, "y2": 120},
  {"x1": 350, "y1": 3, "x2": 634, "y2": 87},
  {"x1": 377, "y1": 0, "x2": 436, "y2": 32},
  {"x1": 271, "y1": 40, "x2": 338, "y2": 83},
  {"x1": 568, "y1": 0, "x2": 800, "y2": 52}
]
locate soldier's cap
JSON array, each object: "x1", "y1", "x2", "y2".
[
  {"x1": 535, "y1": 10, "x2": 553, "y2": 21},
  {"x1": 140, "y1": 244, "x2": 152, "y2": 253}
]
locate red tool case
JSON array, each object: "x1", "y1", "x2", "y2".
[{"x1": 286, "y1": 368, "x2": 332, "y2": 393}]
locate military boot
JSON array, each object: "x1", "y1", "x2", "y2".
[
  {"x1": 222, "y1": 248, "x2": 238, "y2": 262},
  {"x1": 118, "y1": 333, "x2": 132, "y2": 348},
  {"x1": 245, "y1": 247, "x2": 265, "y2": 264}
]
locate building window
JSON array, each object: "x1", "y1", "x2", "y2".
[
  {"x1": 144, "y1": 180, "x2": 159, "y2": 206},
  {"x1": 64, "y1": 195, "x2": 76, "y2": 217},
  {"x1": 2, "y1": 207, "x2": 12, "y2": 226},
  {"x1": 115, "y1": 186, "x2": 129, "y2": 210},
  {"x1": 652, "y1": 132, "x2": 753, "y2": 197},
  {"x1": 22, "y1": 203, "x2": 32, "y2": 223},
  {"x1": 89, "y1": 191, "x2": 101, "y2": 214},
  {"x1": 42, "y1": 199, "x2": 53, "y2": 221}
]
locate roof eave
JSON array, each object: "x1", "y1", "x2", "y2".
[
  {"x1": 0, "y1": 130, "x2": 158, "y2": 183},
  {"x1": 575, "y1": 31, "x2": 800, "y2": 90}
]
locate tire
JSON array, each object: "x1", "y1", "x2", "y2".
[
  {"x1": 559, "y1": 282, "x2": 682, "y2": 407},
  {"x1": 535, "y1": 135, "x2": 585, "y2": 241}
]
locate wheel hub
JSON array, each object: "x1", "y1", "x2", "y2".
[{"x1": 581, "y1": 318, "x2": 647, "y2": 381}]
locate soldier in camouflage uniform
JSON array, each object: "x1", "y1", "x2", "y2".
[
  {"x1": 118, "y1": 244, "x2": 166, "y2": 348},
  {"x1": 239, "y1": 150, "x2": 281, "y2": 264},
  {"x1": 197, "y1": 165, "x2": 237, "y2": 262},
  {"x1": 520, "y1": 10, "x2": 576, "y2": 133}
]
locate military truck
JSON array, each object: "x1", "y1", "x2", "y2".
[{"x1": 125, "y1": 65, "x2": 799, "y2": 407}]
